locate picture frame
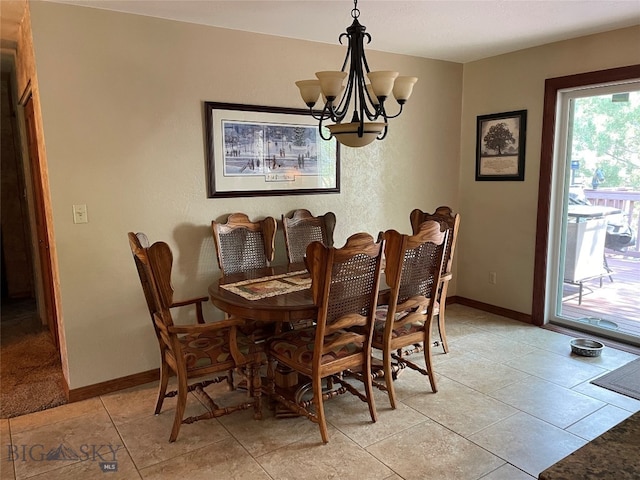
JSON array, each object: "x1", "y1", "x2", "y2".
[
  {"x1": 475, "y1": 109, "x2": 527, "y2": 181},
  {"x1": 204, "y1": 102, "x2": 340, "y2": 198}
]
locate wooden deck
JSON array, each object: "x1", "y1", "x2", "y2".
[{"x1": 561, "y1": 252, "x2": 640, "y2": 337}]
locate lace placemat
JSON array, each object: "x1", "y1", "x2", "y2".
[{"x1": 221, "y1": 270, "x2": 312, "y2": 300}]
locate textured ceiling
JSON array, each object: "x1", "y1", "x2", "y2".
[{"x1": 3, "y1": 1, "x2": 640, "y2": 62}]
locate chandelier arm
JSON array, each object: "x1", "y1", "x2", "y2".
[
  {"x1": 333, "y1": 74, "x2": 354, "y2": 121},
  {"x1": 379, "y1": 103, "x2": 405, "y2": 120},
  {"x1": 362, "y1": 100, "x2": 384, "y2": 121},
  {"x1": 317, "y1": 115, "x2": 333, "y2": 141},
  {"x1": 307, "y1": 108, "x2": 328, "y2": 121},
  {"x1": 377, "y1": 123, "x2": 389, "y2": 140}
]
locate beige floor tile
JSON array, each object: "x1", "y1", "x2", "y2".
[
  {"x1": 9, "y1": 397, "x2": 104, "y2": 434},
  {"x1": 324, "y1": 388, "x2": 429, "y2": 447},
  {"x1": 437, "y1": 322, "x2": 490, "y2": 349},
  {"x1": 101, "y1": 381, "x2": 178, "y2": 426},
  {"x1": 444, "y1": 305, "x2": 496, "y2": 324},
  {"x1": 217, "y1": 404, "x2": 320, "y2": 457},
  {"x1": 566, "y1": 404, "x2": 634, "y2": 440},
  {"x1": 257, "y1": 426, "x2": 392, "y2": 480},
  {"x1": 505, "y1": 349, "x2": 606, "y2": 388},
  {"x1": 571, "y1": 379, "x2": 640, "y2": 412},
  {"x1": 403, "y1": 376, "x2": 518, "y2": 437},
  {"x1": 570, "y1": 349, "x2": 640, "y2": 372},
  {"x1": 435, "y1": 351, "x2": 530, "y2": 394},
  {"x1": 25, "y1": 449, "x2": 141, "y2": 479},
  {"x1": 468, "y1": 412, "x2": 586, "y2": 477},
  {"x1": 455, "y1": 310, "x2": 526, "y2": 330},
  {"x1": 1, "y1": 419, "x2": 15, "y2": 480},
  {"x1": 366, "y1": 418, "x2": 504, "y2": 480},
  {"x1": 488, "y1": 376, "x2": 605, "y2": 428},
  {"x1": 448, "y1": 330, "x2": 537, "y2": 363},
  {"x1": 481, "y1": 463, "x2": 535, "y2": 479},
  {"x1": 493, "y1": 325, "x2": 575, "y2": 353},
  {"x1": 115, "y1": 397, "x2": 231, "y2": 470},
  {"x1": 10, "y1": 408, "x2": 124, "y2": 479},
  {"x1": 4, "y1": 306, "x2": 637, "y2": 480},
  {"x1": 139, "y1": 439, "x2": 271, "y2": 480}
]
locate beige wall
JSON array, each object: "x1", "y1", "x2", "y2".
[
  {"x1": 458, "y1": 26, "x2": 640, "y2": 313},
  {"x1": 29, "y1": 2, "x2": 463, "y2": 388}
]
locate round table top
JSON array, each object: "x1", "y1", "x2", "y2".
[{"x1": 208, "y1": 263, "x2": 317, "y2": 322}]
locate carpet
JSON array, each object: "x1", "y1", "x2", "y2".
[
  {"x1": 1, "y1": 299, "x2": 67, "y2": 418},
  {"x1": 591, "y1": 357, "x2": 640, "y2": 401}
]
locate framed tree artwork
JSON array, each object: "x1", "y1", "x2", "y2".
[{"x1": 475, "y1": 110, "x2": 527, "y2": 181}]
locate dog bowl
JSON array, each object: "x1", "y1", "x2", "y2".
[{"x1": 570, "y1": 338, "x2": 604, "y2": 357}]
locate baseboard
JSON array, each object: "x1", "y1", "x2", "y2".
[
  {"x1": 68, "y1": 369, "x2": 159, "y2": 403},
  {"x1": 450, "y1": 296, "x2": 533, "y2": 324}
]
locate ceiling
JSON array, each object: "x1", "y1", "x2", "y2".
[{"x1": 2, "y1": 0, "x2": 640, "y2": 63}]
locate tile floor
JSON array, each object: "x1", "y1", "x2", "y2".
[{"x1": 2, "y1": 304, "x2": 639, "y2": 480}]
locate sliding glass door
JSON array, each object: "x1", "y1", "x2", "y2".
[{"x1": 548, "y1": 81, "x2": 640, "y2": 346}]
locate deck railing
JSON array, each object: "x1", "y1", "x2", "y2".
[{"x1": 584, "y1": 188, "x2": 640, "y2": 256}]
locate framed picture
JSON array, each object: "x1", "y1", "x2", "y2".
[
  {"x1": 204, "y1": 102, "x2": 340, "y2": 198},
  {"x1": 475, "y1": 109, "x2": 527, "y2": 181}
]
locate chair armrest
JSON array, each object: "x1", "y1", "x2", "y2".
[
  {"x1": 170, "y1": 296, "x2": 208, "y2": 308},
  {"x1": 168, "y1": 317, "x2": 243, "y2": 334},
  {"x1": 170, "y1": 296, "x2": 209, "y2": 324},
  {"x1": 439, "y1": 272, "x2": 453, "y2": 283}
]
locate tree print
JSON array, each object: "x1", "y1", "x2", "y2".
[{"x1": 484, "y1": 122, "x2": 516, "y2": 155}]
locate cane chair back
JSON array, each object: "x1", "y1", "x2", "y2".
[
  {"x1": 409, "y1": 206, "x2": 460, "y2": 352},
  {"x1": 267, "y1": 232, "x2": 384, "y2": 443},
  {"x1": 129, "y1": 236, "x2": 263, "y2": 442},
  {"x1": 211, "y1": 213, "x2": 277, "y2": 275},
  {"x1": 372, "y1": 221, "x2": 447, "y2": 408},
  {"x1": 282, "y1": 209, "x2": 336, "y2": 263}
]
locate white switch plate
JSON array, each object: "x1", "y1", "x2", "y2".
[{"x1": 73, "y1": 204, "x2": 88, "y2": 224}]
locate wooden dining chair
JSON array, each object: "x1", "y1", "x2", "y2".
[
  {"x1": 282, "y1": 209, "x2": 336, "y2": 263},
  {"x1": 409, "y1": 206, "x2": 460, "y2": 353},
  {"x1": 211, "y1": 213, "x2": 277, "y2": 275},
  {"x1": 372, "y1": 221, "x2": 448, "y2": 409},
  {"x1": 128, "y1": 233, "x2": 264, "y2": 442},
  {"x1": 211, "y1": 213, "x2": 278, "y2": 340},
  {"x1": 128, "y1": 232, "x2": 207, "y2": 325},
  {"x1": 266, "y1": 232, "x2": 384, "y2": 443}
]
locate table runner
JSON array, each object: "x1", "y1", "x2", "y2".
[{"x1": 221, "y1": 270, "x2": 311, "y2": 300}]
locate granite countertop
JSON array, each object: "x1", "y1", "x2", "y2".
[{"x1": 539, "y1": 410, "x2": 640, "y2": 479}]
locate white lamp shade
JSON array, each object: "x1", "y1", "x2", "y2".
[
  {"x1": 295, "y1": 80, "x2": 321, "y2": 107},
  {"x1": 367, "y1": 71, "x2": 399, "y2": 98},
  {"x1": 365, "y1": 84, "x2": 380, "y2": 106},
  {"x1": 322, "y1": 85, "x2": 345, "y2": 104},
  {"x1": 393, "y1": 76, "x2": 418, "y2": 102},
  {"x1": 326, "y1": 122, "x2": 386, "y2": 148},
  {"x1": 316, "y1": 71, "x2": 347, "y2": 99}
]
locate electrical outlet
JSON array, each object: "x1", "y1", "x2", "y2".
[
  {"x1": 73, "y1": 204, "x2": 88, "y2": 224},
  {"x1": 489, "y1": 271, "x2": 497, "y2": 284}
]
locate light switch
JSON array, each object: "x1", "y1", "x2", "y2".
[{"x1": 73, "y1": 204, "x2": 88, "y2": 224}]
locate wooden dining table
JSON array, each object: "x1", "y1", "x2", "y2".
[
  {"x1": 208, "y1": 262, "x2": 390, "y2": 323},
  {"x1": 208, "y1": 262, "x2": 318, "y2": 323}
]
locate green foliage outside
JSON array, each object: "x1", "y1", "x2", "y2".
[{"x1": 571, "y1": 92, "x2": 640, "y2": 190}]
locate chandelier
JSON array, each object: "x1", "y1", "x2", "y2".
[{"x1": 295, "y1": 0, "x2": 417, "y2": 148}]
